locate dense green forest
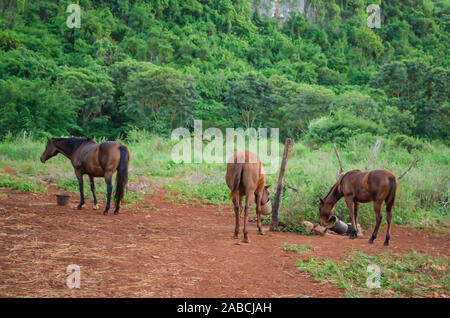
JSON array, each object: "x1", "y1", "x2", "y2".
[{"x1": 0, "y1": 0, "x2": 448, "y2": 143}]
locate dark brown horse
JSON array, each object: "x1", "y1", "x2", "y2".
[
  {"x1": 226, "y1": 150, "x2": 272, "y2": 243},
  {"x1": 40, "y1": 137, "x2": 130, "y2": 215},
  {"x1": 319, "y1": 169, "x2": 398, "y2": 246}
]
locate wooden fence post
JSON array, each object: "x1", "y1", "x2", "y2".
[
  {"x1": 270, "y1": 138, "x2": 294, "y2": 231},
  {"x1": 333, "y1": 143, "x2": 344, "y2": 177},
  {"x1": 365, "y1": 138, "x2": 382, "y2": 170},
  {"x1": 398, "y1": 156, "x2": 421, "y2": 180}
]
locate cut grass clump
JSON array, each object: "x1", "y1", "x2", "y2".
[{"x1": 281, "y1": 243, "x2": 313, "y2": 254}]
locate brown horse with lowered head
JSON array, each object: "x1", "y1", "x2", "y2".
[
  {"x1": 319, "y1": 169, "x2": 398, "y2": 246},
  {"x1": 40, "y1": 137, "x2": 130, "y2": 215},
  {"x1": 226, "y1": 150, "x2": 272, "y2": 243}
]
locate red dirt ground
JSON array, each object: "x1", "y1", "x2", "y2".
[{"x1": 0, "y1": 186, "x2": 448, "y2": 298}]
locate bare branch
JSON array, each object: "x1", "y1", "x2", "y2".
[{"x1": 283, "y1": 182, "x2": 299, "y2": 193}]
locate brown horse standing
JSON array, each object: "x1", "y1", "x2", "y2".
[
  {"x1": 226, "y1": 150, "x2": 272, "y2": 243},
  {"x1": 318, "y1": 169, "x2": 398, "y2": 246},
  {"x1": 40, "y1": 137, "x2": 130, "y2": 215}
]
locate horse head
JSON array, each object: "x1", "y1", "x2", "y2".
[
  {"x1": 40, "y1": 137, "x2": 58, "y2": 163},
  {"x1": 261, "y1": 184, "x2": 272, "y2": 215},
  {"x1": 318, "y1": 197, "x2": 335, "y2": 228}
]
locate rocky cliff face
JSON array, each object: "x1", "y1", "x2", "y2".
[{"x1": 252, "y1": 0, "x2": 317, "y2": 24}]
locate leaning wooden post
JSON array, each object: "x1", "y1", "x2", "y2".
[
  {"x1": 270, "y1": 138, "x2": 294, "y2": 231},
  {"x1": 333, "y1": 143, "x2": 344, "y2": 177},
  {"x1": 398, "y1": 156, "x2": 421, "y2": 180},
  {"x1": 365, "y1": 138, "x2": 382, "y2": 170}
]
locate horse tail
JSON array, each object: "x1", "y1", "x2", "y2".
[
  {"x1": 115, "y1": 146, "x2": 129, "y2": 204},
  {"x1": 229, "y1": 163, "x2": 244, "y2": 201},
  {"x1": 385, "y1": 177, "x2": 397, "y2": 211}
]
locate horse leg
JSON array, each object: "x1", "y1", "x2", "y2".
[
  {"x1": 113, "y1": 169, "x2": 122, "y2": 215},
  {"x1": 114, "y1": 202, "x2": 120, "y2": 215},
  {"x1": 255, "y1": 193, "x2": 264, "y2": 235},
  {"x1": 113, "y1": 185, "x2": 121, "y2": 215},
  {"x1": 384, "y1": 206, "x2": 393, "y2": 246},
  {"x1": 354, "y1": 202, "x2": 360, "y2": 237},
  {"x1": 242, "y1": 192, "x2": 254, "y2": 243},
  {"x1": 102, "y1": 172, "x2": 113, "y2": 215},
  {"x1": 369, "y1": 201, "x2": 383, "y2": 244},
  {"x1": 89, "y1": 175, "x2": 99, "y2": 210},
  {"x1": 75, "y1": 170, "x2": 84, "y2": 210},
  {"x1": 344, "y1": 196, "x2": 357, "y2": 239},
  {"x1": 232, "y1": 193, "x2": 241, "y2": 239}
]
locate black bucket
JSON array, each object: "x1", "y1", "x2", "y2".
[
  {"x1": 328, "y1": 215, "x2": 348, "y2": 234},
  {"x1": 56, "y1": 194, "x2": 71, "y2": 206}
]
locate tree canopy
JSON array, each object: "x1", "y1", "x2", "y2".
[{"x1": 0, "y1": 0, "x2": 448, "y2": 142}]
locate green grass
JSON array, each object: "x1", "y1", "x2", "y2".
[
  {"x1": 295, "y1": 249, "x2": 449, "y2": 298},
  {"x1": 0, "y1": 173, "x2": 45, "y2": 192},
  {"x1": 281, "y1": 243, "x2": 313, "y2": 254},
  {"x1": 0, "y1": 132, "x2": 448, "y2": 232}
]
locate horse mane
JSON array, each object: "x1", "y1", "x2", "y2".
[
  {"x1": 323, "y1": 182, "x2": 338, "y2": 201},
  {"x1": 54, "y1": 137, "x2": 93, "y2": 154},
  {"x1": 324, "y1": 174, "x2": 344, "y2": 201}
]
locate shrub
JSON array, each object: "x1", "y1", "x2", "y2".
[
  {"x1": 0, "y1": 77, "x2": 78, "y2": 139},
  {"x1": 0, "y1": 29, "x2": 20, "y2": 51},
  {"x1": 393, "y1": 135, "x2": 423, "y2": 152},
  {"x1": 381, "y1": 106, "x2": 415, "y2": 135},
  {"x1": 306, "y1": 112, "x2": 385, "y2": 145}
]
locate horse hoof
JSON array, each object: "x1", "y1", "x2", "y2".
[
  {"x1": 242, "y1": 239, "x2": 250, "y2": 244},
  {"x1": 368, "y1": 240, "x2": 374, "y2": 244},
  {"x1": 384, "y1": 241, "x2": 389, "y2": 246},
  {"x1": 258, "y1": 231, "x2": 264, "y2": 235},
  {"x1": 114, "y1": 211, "x2": 119, "y2": 215},
  {"x1": 102, "y1": 211, "x2": 108, "y2": 215},
  {"x1": 76, "y1": 206, "x2": 82, "y2": 210},
  {"x1": 233, "y1": 235, "x2": 239, "y2": 239},
  {"x1": 93, "y1": 204, "x2": 99, "y2": 210}
]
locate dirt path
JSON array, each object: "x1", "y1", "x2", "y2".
[{"x1": 0, "y1": 187, "x2": 448, "y2": 298}]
